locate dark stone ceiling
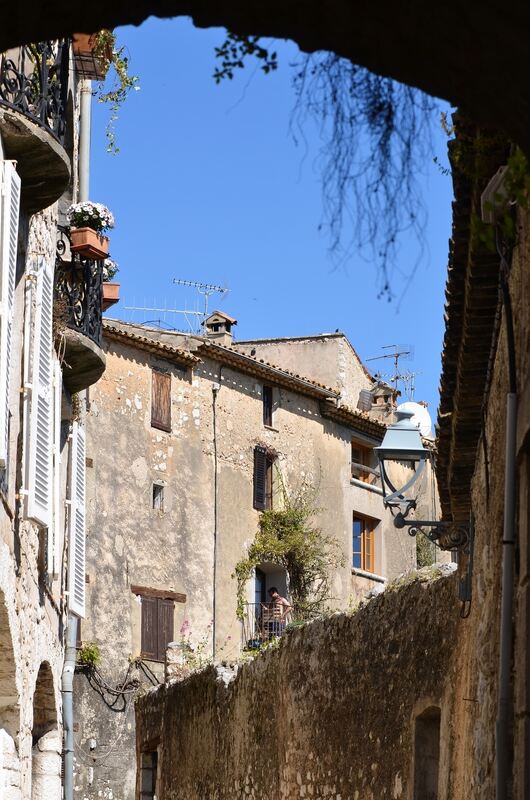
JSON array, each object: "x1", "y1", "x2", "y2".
[{"x1": 2, "y1": 1, "x2": 530, "y2": 151}]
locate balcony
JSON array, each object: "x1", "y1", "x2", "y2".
[
  {"x1": 55, "y1": 227, "x2": 106, "y2": 393},
  {"x1": 351, "y1": 461, "x2": 382, "y2": 492},
  {"x1": 242, "y1": 603, "x2": 293, "y2": 649},
  {"x1": 0, "y1": 41, "x2": 70, "y2": 213}
]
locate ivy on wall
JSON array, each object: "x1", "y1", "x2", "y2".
[{"x1": 234, "y1": 474, "x2": 344, "y2": 620}]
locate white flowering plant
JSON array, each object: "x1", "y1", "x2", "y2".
[
  {"x1": 102, "y1": 258, "x2": 119, "y2": 282},
  {"x1": 67, "y1": 201, "x2": 115, "y2": 233}
]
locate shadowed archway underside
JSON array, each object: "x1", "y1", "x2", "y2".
[{"x1": 1, "y1": 2, "x2": 530, "y2": 151}]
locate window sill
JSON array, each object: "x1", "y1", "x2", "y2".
[
  {"x1": 351, "y1": 567, "x2": 386, "y2": 583},
  {"x1": 350, "y1": 478, "x2": 383, "y2": 495}
]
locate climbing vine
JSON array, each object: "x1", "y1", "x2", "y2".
[{"x1": 234, "y1": 474, "x2": 343, "y2": 621}]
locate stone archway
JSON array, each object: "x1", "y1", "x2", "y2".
[
  {"x1": 1, "y1": 3, "x2": 530, "y2": 153},
  {"x1": 31, "y1": 662, "x2": 61, "y2": 800}
]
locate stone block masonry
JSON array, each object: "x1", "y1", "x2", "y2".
[{"x1": 136, "y1": 569, "x2": 463, "y2": 799}]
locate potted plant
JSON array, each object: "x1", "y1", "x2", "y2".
[
  {"x1": 67, "y1": 201, "x2": 115, "y2": 259},
  {"x1": 72, "y1": 31, "x2": 113, "y2": 81},
  {"x1": 102, "y1": 258, "x2": 120, "y2": 311}
]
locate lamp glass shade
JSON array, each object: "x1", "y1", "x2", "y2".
[{"x1": 375, "y1": 409, "x2": 429, "y2": 463}]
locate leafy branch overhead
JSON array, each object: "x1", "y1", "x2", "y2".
[
  {"x1": 213, "y1": 32, "x2": 277, "y2": 83},
  {"x1": 213, "y1": 32, "x2": 438, "y2": 298}
]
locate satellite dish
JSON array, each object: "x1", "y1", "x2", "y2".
[{"x1": 397, "y1": 401, "x2": 433, "y2": 438}]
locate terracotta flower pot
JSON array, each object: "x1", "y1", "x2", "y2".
[
  {"x1": 72, "y1": 32, "x2": 112, "y2": 81},
  {"x1": 102, "y1": 282, "x2": 120, "y2": 312},
  {"x1": 70, "y1": 227, "x2": 109, "y2": 259}
]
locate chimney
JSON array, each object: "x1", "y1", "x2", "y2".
[{"x1": 203, "y1": 311, "x2": 237, "y2": 346}]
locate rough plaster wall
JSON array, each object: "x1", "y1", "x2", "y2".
[
  {"x1": 136, "y1": 572, "x2": 461, "y2": 800},
  {"x1": 236, "y1": 335, "x2": 372, "y2": 407}
]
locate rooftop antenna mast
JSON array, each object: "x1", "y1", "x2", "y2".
[
  {"x1": 366, "y1": 344, "x2": 419, "y2": 400},
  {"x1": 123, "y1": 279, "x2": 229, "y2": 334},
  {"x1": 172, "y1": 279, "x2": 229, "y2": 320}
]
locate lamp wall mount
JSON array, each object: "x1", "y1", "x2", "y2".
[{"x1": 393, "y1": 512, "x2": 469, "y2": 550}]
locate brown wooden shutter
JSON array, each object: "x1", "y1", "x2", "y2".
[
  {"x1": 151, "y1": 370, "x2": 171, "y2": 432},
  {"x1": 157, "y1": 599, "x2": 174, "y2": 661},
  {"x1": 253, "y1": 447, "x2": 267, "y2": 510},
  {"x1": 141, "y1": 595, "x2": 158, "y2": 660}
]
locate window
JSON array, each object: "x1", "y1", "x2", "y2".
[
  {"x1": 140, "y1": 593, "x2": 174, "y2": 662},
  {"x1": 263, "y1": 385, "x2": 273, "y2": 427},
  {"x1": 140, "y1": 750, "x2": 158, "y2": 800},
  {"x1": 151, "y1": 369, "x2": 171, "y2": 432},
  {"x1": 351, "y1": 440, "x2": 373, "y2": 483},
  {"x1": 152, "y1": 483, "x2": 164, "y2": 511},
  {"x1": 132, "y1": 585, "x2": 186, "y2": 661},
  {"x1": 253, "y1": 447, "x2": 273, "y2": 510},
  {"x1": 352, "y1": 515, "x2": 376, "y2": 573}
]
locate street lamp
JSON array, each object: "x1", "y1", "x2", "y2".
[{"x1": 375, "y1": 408, "x2": 468, "y2": 550}]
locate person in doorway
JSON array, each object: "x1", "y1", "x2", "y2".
[{"x1": 264, "y1": 587, "x2": 292, "y2": 637}]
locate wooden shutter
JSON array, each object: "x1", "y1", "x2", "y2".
[
  {"x1": 151, "y1": 369, "x2": 171, "y2": 432},
  {"x1": 49, "y1": 359, "x2": 63, "y2": 578},
  {"x1": 27, "y1": 257, "x2": 54, "y2": 527},
  {"x1": 0, "y1": 161, "x2": 20, "y2": 467},
  {"x1": 157, "y1": 598, "x2": 174, "y2": 660},
  {"x1": 253, "y1": 447, "x2": 267, "y2": 510},
  {"x1": 68, "y1": 422, "x2": 86, "y2": 617},
  {"x1": 141, "y1": 595, "x2": 158, "y2": 660}
]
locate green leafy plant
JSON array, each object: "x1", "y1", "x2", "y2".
[
  {"x1": 92, "y1": 30, "x2": 140, "y2": 154},
  {"x1": 213, "y1": 32, "x2": 277, "y2": 83},
  {"x1": 77, "y1": 642, "x2": 101, "y2": 669},
  {"x1": 234, "y1": 473, "x2": 344, "y2": 621}
]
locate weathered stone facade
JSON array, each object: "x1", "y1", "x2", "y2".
[
  {"x1": 74, "y1": 320, "x2": 438, "y2": 799},
  {"x1": 0, "y1": 43, "x2": 105, "y2": 799},
  {"x1": 135, "y1": 568, "x2": 460, "y2": 799}
]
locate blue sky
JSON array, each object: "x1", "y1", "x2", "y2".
[{"x1": 90, "y1": 17, "x2": 453, "y2": 418}]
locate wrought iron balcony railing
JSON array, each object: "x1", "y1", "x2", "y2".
[
  {"x1": 0, "y1": 41, "x2": 69, "y2": 143},
  {"x1": 55, "y1": 227, "x2": 103, "y2": 348},
  {"x1": 242, "y1": 602, "x2": 293, "y2": 649}
]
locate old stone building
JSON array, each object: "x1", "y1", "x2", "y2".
[
  {"x1": 0, "y1": 39, "x2": 111, "y2": 798},
  {"x1": 134, "y1": 120, "x2": 530, "y2": 799},
  {"x1": 73, "y1": 313, "x2": 437, "y2": 799}
]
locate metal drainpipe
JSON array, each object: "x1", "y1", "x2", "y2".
[
  {"x1": 495, "y1": 255, "x2": 517, "y2": 800},
  {"x1": 211, "y1": 368, "x2": 222, "y2": 659},
  {"x1": 62, "y1": 75, "x2": 91, "y2": 800},
  {"x1": 62, "y1": 616, "x2": 78, "y2": 800}
]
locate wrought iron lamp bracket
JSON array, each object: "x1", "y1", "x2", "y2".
[{"x1": 393, "y1": 512, "x2": 469, "y2": 551}]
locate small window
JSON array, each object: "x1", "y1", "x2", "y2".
[
  {"x1": 151, "y1": 369, "x2": 171, "y2": 432},
  {"x1": 140, "y1": 594, "x2": 174, "y2": 662},
  {"x1": 253, "y1": 447, "x2": 274, "y2": 510},
  {"x1": 263, "y1": 385, "x2": 273, "y2": 427},
  {"x1": 152, "y1": 483, "x2": 164, "y2": 511},
  {"x1": 351, "y1": 440, "x2": 373, "y2": 483},
  {"x1": 140, "y1": 750, "x2": 158, "y2": 800},
  {"x1": 352, "y1": 515, "x2": 376, "y2": 573}
]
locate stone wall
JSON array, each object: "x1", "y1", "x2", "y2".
[{"x1": 136, "y1": 569, "x2": 463, "y2": 800}]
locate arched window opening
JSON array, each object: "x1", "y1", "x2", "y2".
[
  {"x1": 413, "y1": 705, "x2": 441, "y2": 800},
  {"x1": 31, "y1": 662, "x2": 61, "y2": 800}
]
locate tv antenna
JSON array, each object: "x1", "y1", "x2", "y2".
[
  {"x1": 123, "y1": 279, "x2": 229, "y2": 334},
  {"x1": 367, "y1": 344, "x2": 419, "y2": 400},
  {"x1": 172, "y1": 279, "x2": 229, "y2": 319}
]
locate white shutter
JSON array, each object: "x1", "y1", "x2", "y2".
[
  {"x1": 0, "y1": 161, "x2": 21, "y2": 467},
  {"x1": 49, "y1": 359, "x2": 63, "y2": 578},
  {"x1": 27, "y1": 257, "x2": 54, "y2": 527},
  {"x1": 68, "y1": 421, "x2": 86, "y2": 618}
]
